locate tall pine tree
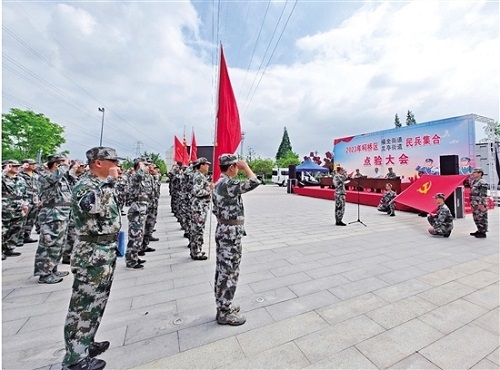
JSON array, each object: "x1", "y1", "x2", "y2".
[
  {"x1": 276, "y1": 127, "x2": 293, "y2": 160},
  {"x1": 406, "y1": 110, "x2": 417, "y2": 126},
  {"x1": 394, "y1": 114, "x2": 401, "y2": 128}
]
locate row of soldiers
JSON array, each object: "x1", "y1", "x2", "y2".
[
  {"x1": 1, "y1": 154, "x2": 162, "y2": 280},
  {"x1": 168, "y1": 157, "x2": 213, "y2": 260}
]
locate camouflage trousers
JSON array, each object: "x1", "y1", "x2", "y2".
[
  {"x1": 2, "y1": 210, "x2": 25, "y2": 252},
  {"x1": 377, "y1": 202, "x2": 395, "y2": 214},
  {"x1": 62, "y1": 258, "x2": 116, "y2": 366},
  {"x1": 34, "y1": 218, "x2": 69, "y2": 276},
  {"x1": 214, "y1": 224, "x2": 243, "y2": 311},
  {"x1": 144, "y1": 203, "x2": 156, "y2": 241},
  {"x1": 22, "y1": 202, "x2": 40, "y2": 240},
  {"x1": 471, "y1": 205, "x2": 488, "y2": 233},
  {"x1": 335, "y1": 194, "x2": 346, "y2": 222},
  {"x1": 126, "y1": 202, "x2": 147, "y2": 265},
  {"x1": 190, "y1": 199, "x2": 209, "y2": 256},
  {"x1": 427, "y1": 216, "x2": 453, "y2": 235},
  {"x1": 63, "y1": 216, "x2": 77, "y2": 260}
]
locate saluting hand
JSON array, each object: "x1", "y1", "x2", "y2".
[{"x1": 109, "y1": 166, "x2": 119, "y2": 179}]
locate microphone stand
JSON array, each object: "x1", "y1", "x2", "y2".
[{"x1": 348, "y1": 177, "x2": 367, "y2": 227}]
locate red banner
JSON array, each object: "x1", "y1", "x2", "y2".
[
  {"x1": 213, "y1": 45, "x2": 241, "y2": 181},
  {"x1": 394, "y1": 174, "x2": 468, "y2": 213},
  {"x1": 174, "y1": 135, "x2": 188, "y2": 166},
  {"x1": 190, "y1": 130, "x2": 197, "y2": 162}
]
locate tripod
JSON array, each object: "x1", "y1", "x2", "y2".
[{"x1": 348, "y1": 178, "x2": 367, "y2": 227}]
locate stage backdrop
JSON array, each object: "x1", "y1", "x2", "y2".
[{"x1": 333, "y1": 114, "x2": 477, "y2": 181}]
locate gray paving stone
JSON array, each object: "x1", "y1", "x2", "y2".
[
  {"x1": 265, "y1": 290, "x2": 340, "y2": 322},
  {"x1": 471, "y1": 307, "x2": 500, "y2": 336},
  {"x1": 456, "y1": 270, "x2": 499, "y2": 289},
  {"x1": 388, "y1": 353, "x2": 440, "y2": 369},
  {"x1": 268, "y1": 260, "x2": 322, "y2": 278},
  {"x1": 419, "y1": 298, "x2": 488, "y2": 334},
  {"x1": 417, "y1": 267, "x2": 468, "y2": 286},
  {"x1": 355, "y1": 318, "x2": 443, "y2": 369},
  {"x1": 236, "y1": 311, "x2": 328, "y2": 356},
  {"x1": 420, "y1": 324, "x2": 499, "y2": 369},
  {"x1": 1, "y1": 317, "x2": 28, "y2": 337},
  {"x1": 248, "y1": 271, "x2": 312, "y2": 293},
  {"x1": 304, "y1": 262, "x2": 357, "y2": 279},
  {"x1": 295, "y1": 315, "x2": 385, "y2": 363},
  {"x1": 463, "y1": 283, "x2": 500, "y2": 310},
  {"x1": 365, "y1": 295, "x2": 436, "y2": 329},
  {"x1": 471, "y1": 358, "x2": 500, "y2": 369},
  {"x1": 341, "y1": 264, "x2": 393, "y2": 282},
  {"x1": 304, "y1": 346, "x2": 377, "y2": 369},
  {"x1": 373, "y1": 279, "x2": 431, "y2": 303},
  {"x1": 224, "y1": 342, "x2": 311, "y2": 369},
  {"x1": 377, "y1": 266, "x2": 428, "y2": 284},
  {"x1": 288, "y1": 274, "x2": 349, "y2": 297},
  {"x1": 329, "y1": 276, "x2": 390, "y2": 300},
  {"x1": 487, "y1": 347, "x2": 500, "y2": 366},
  {"x1": 416, "y1": 257, "x2": 461, "y2": 272}
]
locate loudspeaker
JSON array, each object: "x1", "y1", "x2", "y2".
[
  {"x1": 444, "y1": 186, "x2": 465, "y2": 219},
  {"x1": 288, "y1": 165, "x2": 297, "y2": 179},
  {"x1": 440, "y1": 155, "x2": 459, "y2": 175}
]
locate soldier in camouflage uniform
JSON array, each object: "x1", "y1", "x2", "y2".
[
  {"x1": 333, "y1": 167, "x2": 348, "y2": 226},
  {"x1": 212, "y1": 154, "x2": 260, "y2": 326},
  {"x1": 61, "y1": 147, "x2": 123, "y2": 370},
  {"x1": 190, "y1": 158, "x2": 212, "y2": 260},
  {"x1": 180, "y1": 164, "x2": 195, "y2": 238},
  {"x1": 427, "y1": 193, "x2": 454, "y2": 237},
  {"x1": 2, "y1": 160, "x2": 29, "y2": 260},
  {"x1": 18, "y1": 159, "x2": 41, "y2": 244},
  {"x1": 125, "y1": 158, "x2": 151, "y2": 269},
  {"x1": 143, "y1": 161, "x2": 160, "y2": 245},
  {"x1": 34, "y1": 154, "x2": 72, "y2": 284},
  {"x1": 377, "y1": 183, "x2": 397, "y2": 216},
  {"x1": 469, "y1": 167, "x2": 489, "y2": 238},
  {"x1": 62, "y1": 160, "x2": 86, "y2": 265},
  {"x1": 171, "y1": 165, "x2": 183, "y2": 221}
]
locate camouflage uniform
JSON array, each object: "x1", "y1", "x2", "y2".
[
  {"x1": 212, "y1": 155, "x2": 260, "y2": 320},
  {"x1": 2, "y1": 162, "x2": 29, "y2": 256},
  {"x1": 190, "y1": 163, "x2": 211, "y2": 258},
  {"x1": 62, "y1": 147, "x2": 122, "y2": 369},
  {"x1": 18, "y1": 164, "x2": 41, "y2": 242},
  {"x1": 34, "y1": 157, "x2": 72, "y2": 279},
  {"x1": 428, "y1": 203, "x2": 454, "y2": 236},
  {"x1": 377, "y1": 188, "x2": 396, "y2": 216},
  {"x1": 470, "y1": 174, "x2": 488, "y2": 234},
  {"x1": 171, "y1": 167, "x2": 183, "y2": 220},
  {"x1": 143, "y1": 169, "x2": 158, "y2": 246},
  {"x1": 126, "y1": 165, "x2": 149, "y2": 267},
  {"x1": 115, "y1": 172, "x2": 129, "y2": 212},
  {"x1": 180, "y1": 166, "x2": 195, "y2": 237},
  {"x1": 62, "y1": 167, "x2": 82, "y2": 263},
  {"x1": 333, "y1": 171, "x2": 347, "y2": 224}
]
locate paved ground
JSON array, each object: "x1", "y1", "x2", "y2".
[{"x1": 2, "y1": 183, "x2": 499, "y2": 370}]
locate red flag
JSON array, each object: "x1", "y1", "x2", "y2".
[
  {"x1": 190, "y1": 129, "x2": 198, "y2": 162},
  {"x1": 213, "y1": 45, "x2": 242, "y2": 181},
  {"x1": 174, "y1": 136, "x2": 184, "y2": 164},
  {"x1": 394, "y1": 174, "x2": 467, "y2": 213},
  {"x1": 182, "y1": 135, "x2": 189, "y2": 166}
]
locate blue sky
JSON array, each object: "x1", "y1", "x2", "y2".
[{"x1": 2, "y1": 1, "x2": 498, "y2": 164}]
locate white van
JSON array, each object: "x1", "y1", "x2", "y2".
[{"x1": 271, "y1": 168, "x2": 289, "y2": 186}]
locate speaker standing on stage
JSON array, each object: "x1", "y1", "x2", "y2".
[
  {"x1": 333, "y1": 167, "x2": 347, "y2": 226},
  {"x1": 469, "y1": 167, "x2": 488, "y2": 238}
]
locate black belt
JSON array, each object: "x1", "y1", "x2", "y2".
[
  {"x1": 79, "y1": 234, "x2": 118, "y2": 243},
  {"x1": 43, "y1": 202, "x2": 72, "y2": 207},
  {"x1": 217, "y1": 218, "x2": 244, "y2": 225}
]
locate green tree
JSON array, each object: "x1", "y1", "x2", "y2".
[
  {"x1": 276, "y1": 150, "x2": 300, "y2": 168},
  {"x1": 394, "y1": 113, "x2": 401, "y2": 128},
  {"x1": 405, "y1": 110, "x2": 417, "y2": 126},
  {"x1": 276, "y1": 127, "x2": 293, "y2": 160},
  {"x1": 141, "y1": 151, "x2": 167, "y2": 174},
  {"x1": 479, "y1": 121, "x2": 500, "y2": 143},
  {"x1": 248, "y1": 158, "x2": 274, "y2": 177},
  {"x1": 2, "y1": 108, "x2": 66, "y2": 161}
]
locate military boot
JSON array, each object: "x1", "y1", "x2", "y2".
[
  {"x1": 217, "y1": 310, "x2": 246, "y2": 326},
  {"x1": 63, "y1": 357, "x2": 106, "y2": 370},
  {"x1": 89, "y1": 341, "x2": 110, "y2": 358}
]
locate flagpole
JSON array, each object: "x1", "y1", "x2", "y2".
[{"x1": 208, "y1": 43, "x2": 222, "y2": 260}]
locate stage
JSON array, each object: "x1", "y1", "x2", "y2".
[{"x1": 291, "y1": 185, "x2": 483, "y2": 214}]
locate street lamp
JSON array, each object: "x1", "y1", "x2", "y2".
[{"x1": 98, "y1": 107, "x2": 105, "y2": 146}]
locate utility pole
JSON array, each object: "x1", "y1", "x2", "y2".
[
  {"x1": 135, "y1": 141, "x2": 143, "y2": 157},
  {"x1": 240, "y1": 131, "x2": 245, "y2": 159},
  {"x1": 98, "y1": 107, "x2": 105, "y2": 146}
]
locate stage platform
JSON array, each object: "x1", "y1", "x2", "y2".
[{"x1": 291, "y1": 186, "x2": 491, "y2": 214}]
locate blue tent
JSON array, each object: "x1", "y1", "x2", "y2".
[{"x1": 296, "y1": 159, "x2": 329, "y2": 173}]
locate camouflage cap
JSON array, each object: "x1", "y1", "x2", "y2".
[
  {"x1": 133, "y1": 157, "x2": 150, "y2": 165},
  {"x1": 197, "y1": 157, "x2": 211, "y2": 165},
  {"x1": 47, "y1": 154, "x2": 67, "y2": 164},
  {"x1": 86, "y1": 147, "x2": 124, "y2": 162},
  {"x1": 434, "y1": 193, "x2": 446, "y2": 200},
  {"x1": 22, "y1": 158, "x2": 37, "y2": 164},
  {"x1": 472, "y1": 167, "x2": 484, "y2": 174},
  {"x1": 218, "y1": 154, "x2": 237, "y2": 166},
  {"x1": 2, "y1": 159, "x2": 21, "y2": 166}
]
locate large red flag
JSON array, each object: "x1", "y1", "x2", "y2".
[
  {"x1": 394, "y1": 174, "x2": 468, "y2": 213},
  {"x1": 174, "y1": 136, "x2": 184, "y2": 164},
  {"x1": 190, "y1": 129, "x2": 198, "y2": 162},
  {"x1": 213, "y1": 45, "x2": 241, "y2": 181}
]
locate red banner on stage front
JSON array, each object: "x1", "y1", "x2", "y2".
[{"x1": 394, "y1": 174, "x2": 467, "y2": 213}]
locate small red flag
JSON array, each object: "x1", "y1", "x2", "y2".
[
  {"x1": 213, "y1": 45, "x2": 241, "y2": 181},
  {"x1": 174, "y1": 136, "x2": 184, "y2": 164},
  {"x1": 182, "y1": 135, "x2": 189, "y2": 166},
  {"x1": 394, "y1": 174, "x2": 468, "y2": 213},
  {"x1": 190, "y1": 129, "x2": 198, "y2": 162}
]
